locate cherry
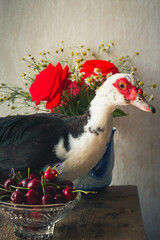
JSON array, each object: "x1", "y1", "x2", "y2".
[
  {"x1": 29, "y1": 173, "x2": 41, "y2": 180},
  {"x1": 44, "y1": 169, "x2": 58, "y2": 181},
  {"x1": 19, "y1": 178, "x2": 30, "y2": 188},
  {"x1": 53, "y1": 180, "x2": 64, "y2": 193},
  {"x1": 1, "y1": 169, "x2": 78, "y2": 205},
  {"x1": 25, "y1": 189, "x2": 41, "y2": 205},
  {"x1": 16, "y1": 188, "x2": 25, "y2": 193},
  {"x1": 62, "y1": 187, "x2": 77, "y2": 201},
  {"x1": 11, "y1": 191, "x2": 25, "y2": 204},
  {"x1": 30, "y1": 212, "x2": 41, "y2": 219},
  {"x1": 4, "y1": 178, "x2": 17, "y2": 190},
  {"x1": 54, "y1": 180, "x2": 63, "y2": 185},
  {"x1": 27, "y1": 179, "x2": 42, "y2": 191},
  {"x1": 41, "y1": 194, "x2": 54, "y2": 205},
  {"x1": 45, "y1": 185, "x2": 57, "y2": 196},
  {"x1": 54, "y1": 194, "x2": 66, "y2": 204}
]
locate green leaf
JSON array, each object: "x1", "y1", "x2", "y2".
[{"x1": 112, "y1": 109, "x2": 127, "y2": 117}]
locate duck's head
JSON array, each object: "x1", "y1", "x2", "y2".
[{"x1": 99, "y1": 73, "x2": 156, "y2": 113}]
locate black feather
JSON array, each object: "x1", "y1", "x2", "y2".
[{"x1": 0, "y1": 112, "x2": 89, "y2": 178}]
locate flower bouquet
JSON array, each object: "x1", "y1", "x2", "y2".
[
  {"x1": 0, "y1": 42, "x2": 155, "y2": 117},
  {"x1": 0, "y1": 42, "x2": 156, "y2": 191}
]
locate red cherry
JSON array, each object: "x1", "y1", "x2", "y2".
[
  {"x1": 45, "y1": 185, "x2": 57, "y2": 196},
  {"x1": 11, "y1": 191, "x2": 25, "y2": 204},
  {"x1": 25, "y1": 189, "x2": 41, "y2": 205},
  {"x1": 54, "y1": 194, "x2": 66, "y2": 204},
  {"x1": 41, "y1": 194, "x2": 54, "y2": 205},
  {"x1": 54, "y1": 180, "x2": 64, "y2": 192},
  {"x1": 4, "y1": 178, "x2": 17, "y2": 190},
  {"x1": 19, "y1": 178, "x2": 30, "y2": 188},
  {"x1": 30, "y1": 212, "x2": 41, "y2": 219},
  {"x1": 44, "y1": 169, "x2": 58, "y2": 181},
  {"x1": 62, "y1": 187, "x2": 77, "y2": 201},
  {"x1": 29, "y1": 173, "x2": 41, "y2": 180},
  {"x1": 27, "y1": 179, "x2": 42, "y2": 191}
]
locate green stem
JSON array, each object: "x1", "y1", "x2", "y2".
[
  {"x1": 10, "y1": 185, "x2": 29, "y2": 190},
  {"x1": 42, "y1": 54, "x2": 54, "y2": 65},
  {"x1": 41, "y1": 176, "x2": 46, "y2": 195},
  {"x1": 0, "y1": 187, "x2": 13, "y2": 193},
  {"x1": 12, "y1": 168, "x2": 15, "y2": 179},
  {"x1": 97, "y1": 46, "x2": 101, "y2": 59},
  {"x1": 0, "y1": 195, "x2": 11, "y2": 200},
  {"x1": 72, "y1": 190, "x2": 98, "y2": 195},
  {"x1": 45, "y1": 182, "x2": 69, "y2": 189},
  {"x1": 24, "y1": 59, "x2": 36, "y2": 66},
  {"x1": 28, "y1": 168, "x2": 30, "y2": 178},
  {"x1": 124, "y1": 54, "x2": 137, "y2": 69}
]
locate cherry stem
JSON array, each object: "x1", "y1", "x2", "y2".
[
  {"x1": 12, "y1": 168, "x2": 15, "y2": 179},
  {"x1": 10, "y1": 185, "x2": 29, "y2": 190},
  {"x1": 0, "y1": 187, "x2": 13, "y2": 193},
  {"x1": 45, "y1": 182, "x2": 60, "y2": 188},
  {"x1": 0, "y1": 195, "x2": 11, "y2": 200},
  {"x1": 45, "y1": 182, "x2": 70, "y2": 189},
  {"x1": 72, "y1": 190, "x2": 98, "y2": 195},
  {"x1": 45, "y1": 166, "x2": 51, "y2": 172},
  {"x1": 28, "y1": 168, "x2": 30, "y2": 178},
  {"x1": 10, "y1": 168, "x2": 15, "y2": 179},
  {"x1": 16, "y1": 171, "x2": 23, "y2": 182},
  {"x1": 52, "y1": 163, "x2": 61, "y2": 170},
  {"x1": 41, "y1": 176, "x2": 46, "y2": 195}
]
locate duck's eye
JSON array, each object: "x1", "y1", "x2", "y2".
[
  {"x1": 119, "y1": 83, "x2": 126, "y2": 89},
  {"x1": 138, "y1": 96, "x2": 143, "y2": 102}
]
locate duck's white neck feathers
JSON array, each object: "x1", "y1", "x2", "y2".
[{"x1": 58, "y1": 79, "x2": 119, "y2": 181}]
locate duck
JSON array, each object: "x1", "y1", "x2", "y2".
[{"x1": 0, "y1": 73, "x2": 155, "y2": 180}]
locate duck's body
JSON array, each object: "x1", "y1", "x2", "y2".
[
  {"x1": 0, "y1": 112, "x2": 89, "y2": 178},
  {"x1": 0, "y1": 73, "x2": 155, "y2": 180}
]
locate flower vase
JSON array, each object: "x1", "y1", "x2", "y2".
[{"x1": 73, "y1": 129, "x2": 116, "y2": 191}]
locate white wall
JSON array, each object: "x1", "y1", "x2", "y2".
[{"x1": 0, "y1": 0, "x2": 159, "y2": 239}]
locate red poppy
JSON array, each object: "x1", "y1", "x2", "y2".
[
  {"x1": 29, "y1": 63, "x2": 70, "y2": 110},
  {"x1": 80, "y1": 59, "x2": 118, "y2": 78}
]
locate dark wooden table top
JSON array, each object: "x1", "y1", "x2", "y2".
[{"x1": 0, "y1": 186, "x2": 146, "y2": 240}]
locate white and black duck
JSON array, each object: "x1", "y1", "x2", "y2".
[{"x1": 0, "y1": 73, "x2": 155, "y2": 180}]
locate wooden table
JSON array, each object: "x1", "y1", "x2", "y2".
[{"x1": 0, "y1": 186, "x2": 146, "y2": 240}]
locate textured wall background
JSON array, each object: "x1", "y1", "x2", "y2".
[{"x1": 0, "y1": 0, "x2": 159, "y2": 239}]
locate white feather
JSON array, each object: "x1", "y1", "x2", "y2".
[
  {"x1": 53, "y1": 137, "x2": 67, "y2": 160},
  {"x1": 57, "y1": 73, "x2": 138, "y2": 180}
]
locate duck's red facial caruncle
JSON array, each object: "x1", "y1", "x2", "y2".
[
  {"x1": 113, "y1": 77, "x2": 156, "y2": 113},
  {"x1": 113, "y1": 78, "x2": 142, "y2": 101}
]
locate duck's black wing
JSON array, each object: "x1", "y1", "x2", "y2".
[{"x1": 0, "y1": 113, "x2": 70, "y2": 178}]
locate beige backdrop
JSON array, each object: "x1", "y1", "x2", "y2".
[{"x1": 0, "y1": 0, "x2": 160, "y2": 239}]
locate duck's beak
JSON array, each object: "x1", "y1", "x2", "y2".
[{"x1": 129, "y1": 94, "x2": 156, "y2": 113}]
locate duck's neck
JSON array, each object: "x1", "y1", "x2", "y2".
[
  {"x1": 85, "y1": 93, "x2": 116, "y2": 132},
  {"x1": 58, "y1": 93, "x2": 116, "y2": 181}
]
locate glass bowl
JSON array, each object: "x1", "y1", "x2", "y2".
[{"x1": 0, "y1": 192, "x2": 81, "y2": 240}]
